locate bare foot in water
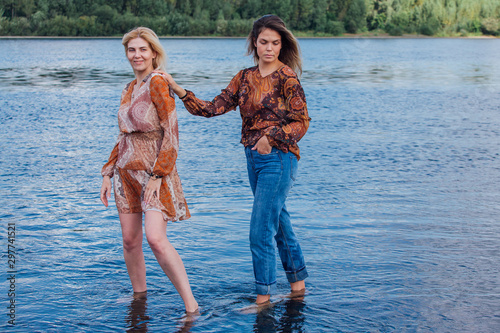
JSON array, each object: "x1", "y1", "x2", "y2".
[
  {"x1": 239, "y1": 299, "x2": 274, "y2": 314},
  {"x1": 256, "y1": 294, "x2": 270, "y2": 305},
  {"x1": 181, "y1": 306, "x2": 200, "y2": 323},
  {"x1": 185, "y1": 302, "x2": 199, "y2": 315},
  {"x1": 287, "y1": 288, "x2": 306, "y2": 302}
]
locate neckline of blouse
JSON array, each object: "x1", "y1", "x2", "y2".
[{"x1": 257, "y1": 64, "x2": 285, "y2": 78}]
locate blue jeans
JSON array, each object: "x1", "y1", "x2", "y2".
[{"x1": 245, "y1": 146, "x2": 308, "y2": 295}]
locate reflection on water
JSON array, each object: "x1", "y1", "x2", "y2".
[
  {"x1": 1, "y1": 38, "x2": 500, "y2": 332},
  {"x1": 126, "y1": 292, "x2": 149, "y2": 332},
  {"x1": 125, "y1": 292, "x2": 200, "y2": 333},
  {"x1": 254, "y1": 294, "x2": 307, "y2": 333}
]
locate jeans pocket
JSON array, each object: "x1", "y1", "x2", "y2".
[{"x1": 256, "y1": 147, "x2": 279, "y2": 157}]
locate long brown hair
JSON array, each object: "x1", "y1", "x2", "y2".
[
  {"x1": 122, "y1": 27, "x2": 166, "y2": 71},
  {"x1": 247, "y1": 15, "x2": 302, "y2": 75}
]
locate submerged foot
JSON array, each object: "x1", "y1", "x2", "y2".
[
  {"x1": 256, "y1": 294, "x2": 270, "y2": 305},
  {"x1": 185, "y1": 301, "x2": 199, "y2": 315},
  {"x1": 181, "y1": 306, "x2": 200, "y2": 323},
  {"x1": 238, "y1": 300, "x2": 274, "y2": 314},
  {"x1": 132, "y1": 291, "x2": 148, "y2": 299},
  {"x1": 287, "y1": 288, "x2": 306, "y2": 302}
]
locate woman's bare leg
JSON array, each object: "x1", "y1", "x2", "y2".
[
  {"x1": 290, "y1": 280, "x2": 305, "y2": 292},
  {"x1": 144, "y1": 211, "x2": 198, "y2": 313},
  {"x1": 119, "y1": 213, "x2": 147, "y2": 292}
]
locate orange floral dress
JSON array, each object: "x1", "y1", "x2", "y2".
[{"x1": 102, "y1": 73, "x2": 190, "y2": 222}]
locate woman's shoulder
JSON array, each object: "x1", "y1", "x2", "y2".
[
  {"x1": 149, "y1": 72, "x2": 168, "y2": 86},
  {"x1": 239, "y1": 66, "x2": 258, "y2": 77},
  {"x1": 226, "y1": 66, "x2": 257, "y2": 86},
  {"x1": 277, "y1": 65, "x2": 304, "y2": 95},
  {"x1": 121, "y1": 80, "x2": 135, "y2": 99},
  {"x1": 148, "y1": 73, "x2": 174, "y2": 98},
  {"x1": 124, "y1": 79, "x2": 135, "y2": 91},
  {"x1": 243, "y1": 65, "x2": 258, "y2": 72},
  {"x1": 150, "y1": 73, "x2": 171, "y2": 90},
  {"x1": 277, "y1": 64, "x2": 298, "y2": 80}
]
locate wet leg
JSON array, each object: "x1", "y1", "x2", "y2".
[
  {"x1": 119, "y1": 212, "x2": 147, "y2": 292},
  {"x1": 144, "y1": 211, "x2": 198, "y2": 313}
]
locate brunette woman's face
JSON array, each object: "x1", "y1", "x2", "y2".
[
  {"x1": 126, "y1": 37, "x2": 156, "y2": 75},
  {"x1": 254, "y1": 28, "x2": 282, "y2": 66}
]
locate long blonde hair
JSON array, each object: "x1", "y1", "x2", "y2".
[
  {"x1": 122, "y1": 27, "x2": 166, "y2": 71},
  {"x1": 247, "y1": 15, "x2": 302, "y2": 75}
]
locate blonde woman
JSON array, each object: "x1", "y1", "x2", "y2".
[
  {"x1": 165, "y1": 15, "x2": 310, "y2": 304},
  {"x1": 100, "y1": 27, "x2": 198, "y2": 313}
]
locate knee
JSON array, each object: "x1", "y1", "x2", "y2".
[
  {"x1": 250, "y1": 230, "x2": 273, "y2": 250},
  {"x1": 122, "y1": 234, "x2": 142, "y2": 252},
  {"x1": 249, "y1": 230, "x2": 260, "y2": 247},
  {"x1": 250, "y1": 221, "x2": 278, "y2": 246},
  {"x1": 146, "y1": 233, "x2": 166, "y2": 254}
]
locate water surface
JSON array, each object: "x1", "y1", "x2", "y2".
[{"x1": 1, "y1": 37, "x2": 499, "y2": 332}]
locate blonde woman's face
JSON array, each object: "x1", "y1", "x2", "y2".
[
  {"x1": 254, "y1": 28, "x2": 281, "y2": 66},
  {"x1": 126, "y1": 37, "x2": 156, "y2": 75}
]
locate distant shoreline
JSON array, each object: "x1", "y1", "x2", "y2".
[{"x1": 0, "y1": 33, "x2": 498, "y2": 40}]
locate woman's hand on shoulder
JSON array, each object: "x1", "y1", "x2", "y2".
[
  {"x1": 100, "y1": 176, "x2": 112, "y2": 207},
  {"x1": 153, "y1": 71, "x2": 186, "y2": 98}
]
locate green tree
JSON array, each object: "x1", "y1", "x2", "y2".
[
  {"x1": 344, "y1": 0, "x2": 366, "y2": 33},
  {"x1": 1, "y1": 0, "x2": 34, "y2": 18},
  {"x1": 216, "y1": 9, "x2": 228, "y2": 34},
  {"x1": 240, "y1": 0, "x2": 261, "y2": 19},
  {"x1": 93, "y1": 5, "x2": 117, "y2": 24},
  {"x1": 481, "y1": 17, "x2": 499, "y2": 35},
  {"x1": 0, "y1": 0, "x2": 498, "y2": 37},
  {"x1": 296, "y1": 0, "x2": 314, "y2": 31},
  {"x1": 311, "y1": 0, "x2": 328, "y2": 32},
  {"x1": 180, "y1": 0, "x2": 192, "y2": 15}
]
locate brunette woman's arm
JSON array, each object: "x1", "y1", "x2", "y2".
[
  {"x1": 265, "y1": 76, "x2": 310, "y2": 146},
  {"x1": 164, "y1": 71, "x2": 242, "y2": 118}
]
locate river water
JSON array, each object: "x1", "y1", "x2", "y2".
[{"x1": 1, "y1": 37, "x2": 499, "y2": 332}]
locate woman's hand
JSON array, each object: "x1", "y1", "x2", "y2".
[
  {"x1": 100, "y1": 176, "x2": 112, "y2": 207},
  {"x1": 252, "y1": 135, "x2": 272, "y2": 155},
  {"x1": 144, "y1": 177, "x2": 162, "y2": 205},
  {"x1": 159, "y1": 72, "x2": 187, "y2": 99}
]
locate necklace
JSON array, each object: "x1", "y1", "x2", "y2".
[{"x1": 132, "y1": 82, "x2": 141, "y2": 99}]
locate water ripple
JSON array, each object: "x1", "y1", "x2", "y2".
[{"x1": 1, "y1": 38, "x2": 500, "y2": 332}]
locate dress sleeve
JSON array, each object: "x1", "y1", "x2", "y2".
[
  {"x1": 150, "y1": 75, "x2": 179, "y2": 177},
  {"x1": 101, "y1": 141, "x2": 119, "y2": 177},
  {"x1": 181, "y1": 70, "x2": 242, "y2": 117},
  {"x1": 264, "y1": 76, "x2": 310, "y2": 146},
  {"x1": 102, "y1": 84, "x2": 131, "y2": 178}
]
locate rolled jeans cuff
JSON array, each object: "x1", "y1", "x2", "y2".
[
  {"x1": 286, "y1": 266, "x2": 308, "y2": 283},
  {"x1": 255, "y1": 281, "x2": 277, "y2": 295}
]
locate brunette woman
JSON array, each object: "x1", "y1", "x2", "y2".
[
  {"x1": 165, "y1": 15, "x2": 309, "y2": 304},
  {"x1": 100, "y1": 27, "x2": 198, "y2": 313}
]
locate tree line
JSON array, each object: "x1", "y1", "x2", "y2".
[{"x1": 1, "y1": 0, "x2": 499, "y2": 37}]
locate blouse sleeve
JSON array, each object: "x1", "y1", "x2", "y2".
[
  {"x1": 150, "y1": 75, "x2": 179, "y2": 177},
  {"x1": 102, "y1": 84, "x2": 130, "y2": 178},
  {"x1": 265, "y1": 76, "x2": 310, "y2": 146},
  {"x1": 101, "y1": 141, "x2": 119, "y2": 177},
  {"x1": 181, "y1": 70, "x2": 242, "y2": 118}
]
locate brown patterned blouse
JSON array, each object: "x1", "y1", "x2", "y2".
[
  {"x1": 181, "y1": 64, "x2": 310, "y2": 159},
  {"x1": 102, "y1": 73, "x2": 190, "y2": 221}
]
